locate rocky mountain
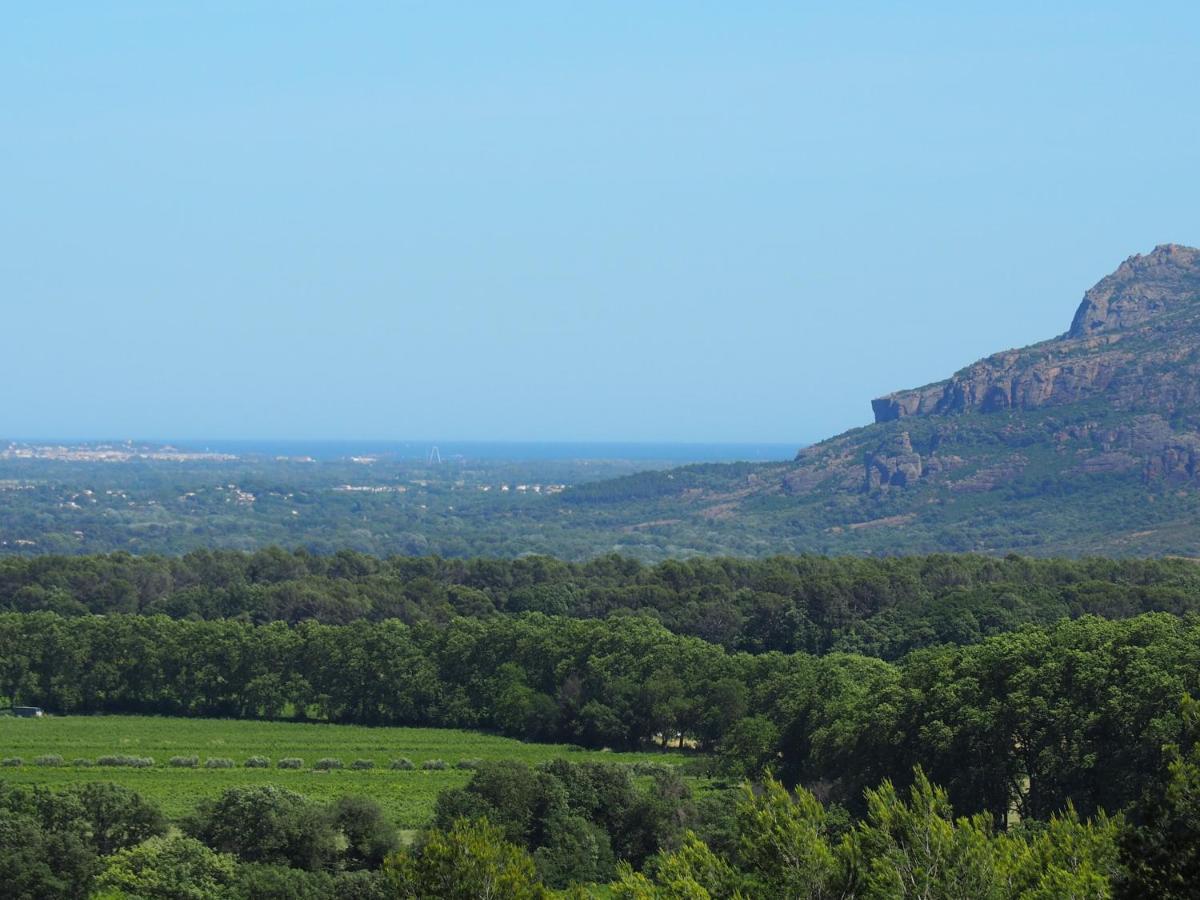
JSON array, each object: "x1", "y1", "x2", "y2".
[
  {"x1": 856, "y1": 244, "x2": 1200, "y2": 488},
  {"x1": 872, "y1": 244, "x2": 1200, "y2": 424},
  {"x1": 565, "y1": 244, "x2": 1200, "y2": 558}
]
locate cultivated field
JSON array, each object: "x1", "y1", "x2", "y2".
[{"x1": 0, "y1": 715, "x2": 686, "y2": 828}]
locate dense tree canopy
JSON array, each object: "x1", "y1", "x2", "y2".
[
  {"x1": 5, "y1": 549, "x2": 1200, "y2": 658},
  {"x1": 3, "y1": 610, "x2": 1199, "y2": 827}
]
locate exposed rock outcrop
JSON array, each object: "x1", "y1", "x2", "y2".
[
  {"x1": 872, "y1": 244, "x2": 1200, "y2": 425},
  {"x1": 865, "y1": 432, "x2": 923, "y2": 491},
  {"x1": 1069, "y1": 243, "x2": 1200, "y2": 337}
]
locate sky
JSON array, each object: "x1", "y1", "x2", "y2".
[{"x1": 3, "y1": 3, "x2": 1199, "y2": 445}]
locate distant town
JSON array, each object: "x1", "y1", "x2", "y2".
[{"x1": 2, "y1": 441, "x2": 237, "y2": 463}]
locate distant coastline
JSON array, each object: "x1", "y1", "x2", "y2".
[{"x1": 7, "y1": 438, "x2": 803, "y2": 464}]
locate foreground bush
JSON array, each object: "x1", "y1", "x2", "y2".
[
  {"x1": 383, "y1": 818, "x2": 547, "y2": 899},
  {"x1": 609, "y1": 772, "x2": 1123, "y2": 899},
  {"x1": 96, "y1": 834, "x2": 237, "y2": 898}
]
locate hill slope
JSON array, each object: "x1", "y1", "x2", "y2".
[{"x1": 566, "y1": 244, "x2": 1200, "y2": 556}]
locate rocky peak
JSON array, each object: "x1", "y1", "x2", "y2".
[
  {"x1": 872, "y1": 244, "x2": 1200, "y2": 424},
  {"x1": 1067, "y1": 244, "x2": 1200, "y2": 338}
]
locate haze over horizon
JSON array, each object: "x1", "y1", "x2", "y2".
[{"x1": 5, "y1": 3, "x2": 1199, "y2": 443}]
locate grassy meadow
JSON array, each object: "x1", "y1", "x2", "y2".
[{"x1": 0, "y1": 715, "x2": 686, "y2": 829}]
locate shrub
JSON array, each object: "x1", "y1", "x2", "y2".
[
  {"x1": 205, "y1": 757, "x2": 235, "y2": 769},
  {"x1": 421, "y1": 759, "x2": 447, "y2": 771},
  {"x1": 390, "y1": 758, "x2": 415, "y2": 770},
  {"x1": 314, "y1": 758, "x2": 343, "y2": 771},
  {"x1": 456, "y1": 758, "x2": 483, "y2": 770},
  {"x1": 169, "y1": 756, "x2": 199, "y2": 768},
  {"x1": 184, "y1": 784, "x2": 337, "y2": 870},
  {"x1": 244, "y1": 756, "x2": 270, "y2": 769},
  {"x1": 97, "y1": 755, "x2": 154, "y2": 768},
  {"x1": 1, "y1": 757, "x2": 22, "y2": 767},
  {"x1": 277, "y1": 758, "x2": 304, "y2": 770},
  {"x1": 72, "y1": 758, "x2": 94, "y2": 767},
  {"x1": 33, "y1": 754, "x2": 64, "y2": 767},
  {"x1": 350, "y1": 759, "x2": 375, "y2": 770}
]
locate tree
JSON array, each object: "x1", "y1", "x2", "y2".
[
  {"x1": 716, "y1": 716, "x2": 779, "y2": 780},
  {"x1": 382, "y1": 818, "x2": 548, "y2": 899},
  {"x1": 70, "y1": 781, "x2": 167, "y2": 856},
  {"x1": 610, "y1": 832, "x2": 740, "y2": 899},
  {"x1": 185, "y1": 785, "x2": 337, "y2": 871},
  {"x1": 1117, "y1": 695, "x2": 1200, "y2": 898},
  {"x1": 734, "y1": 778, "x2": 837, "y2": 899},
  {"x1": 329, "y1": 795, "x2": 399, "y2": 870},
  {"x1": 0, "y1": 811, "x2": 97, "y2": 900},
  {"x1": 844, "y1": 768, "x2": 1000, "y2": 900},
  {"x1": 1000, "y1": 807, "x2": 1121, "y2": 900},
  {"x1": 93, "y1": 834, "x2": 236, "y2": 900}
]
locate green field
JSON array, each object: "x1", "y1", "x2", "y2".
[{"x1": 0, "y1": 715, "x2": 686, "y2": 828}]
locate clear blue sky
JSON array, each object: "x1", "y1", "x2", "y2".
[{"x1": 4, "y1": 3, "x2": 1198, "y2": 444}]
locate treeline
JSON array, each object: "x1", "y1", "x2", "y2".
[
  {"x1": 4, "y1": 548, "x2": 1200, "y2": 657},
  {"x1": 4, "y1": 611, "x2": 1199, "y2": 828},
  {"x1": 9, "y1": 755, "x2": 1200, "y2": 897}
]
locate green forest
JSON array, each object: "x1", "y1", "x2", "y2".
[{"x1": 4, "y1": 551, "x2": 1200, "y2": 896}]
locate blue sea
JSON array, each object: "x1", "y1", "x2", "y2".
[{"x1": 165, "y1": 440, "x2": 801, "y2": 464}]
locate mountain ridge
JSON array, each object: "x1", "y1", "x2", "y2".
[
  {"x1": 562, "y1": 244, "x2": 1200, "y2": 558},
  {"x1": 870, "y1": 243, "x2": 1200, "y2": 425}
]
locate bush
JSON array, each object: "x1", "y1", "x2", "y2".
[
  {"x1": 1, "y1": 757, "x2": 22, "y2": 767},
  {"x1": 314, "y1": 758, "x2": 343, "y2": 771},
  {"x1": 456, "y1": 758, "x2": 483, "y2": 770},
  {"x1": 421, "y1": 759, "x2": 447, "y2": 771},
  {"x1": 169, "y1": 756, "x2": 199, "y2": 768},
  {"x1": 184, "y1": 784, "x2": 338, "y2": 871},
  {"x1": 277, "y1": 758, "x2": 304, "y2": 769},
  {"x1": 69, "y1": 781, "x2": 169, "y2": 855},
  {"x1": 244, "y1": 756, "x2": 271, "y2": 769},
  {"x1": 329, "y1": 795, "x2": 399, "y2": 869},
  {"x1": 97, "y1": 835, "x2": 236, "y2": 899},
  {"x1": 350, "y1": 759, "x2": 375, "y2": 770},
  {"x1": 205, "y1": 757, "x2": 235, "y2": 769},
  {"x1": 72, "y1": 758, "x2": 94, "y2": 767},
  {"x1": 33, "y1": 754, "x2": 64, "y2": 767},
  {"x1": 97, "y1": 755, "x2": 154, "y2": 768},
  {"x1": 390, "y1": 758, "x2": 414, "y2": 770}
]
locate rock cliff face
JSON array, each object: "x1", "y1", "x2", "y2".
[
  {"x1": 1068, "y1": 243, "x2": 1200, "y2": 337},
  {"x1": 872, "y1": 244, "x2": 1200, "y2": 424}
]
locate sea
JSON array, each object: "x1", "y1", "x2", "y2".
[{"x1": 164, "y1": 440, "x2": 801, "y2": 464}]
